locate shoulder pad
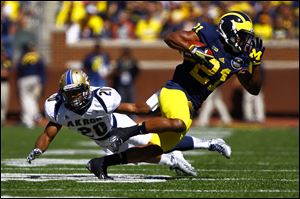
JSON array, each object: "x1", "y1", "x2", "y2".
[
  {"x1": 44, "y1": 93, "x2": 63, "y2": 122},
  {"x1": 93, "y1": 87, "x2": 121, "y2": 113}
]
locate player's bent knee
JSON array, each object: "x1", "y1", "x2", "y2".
[{"x1": 171, "y1": 119, "x2": 186, "y2": 132}]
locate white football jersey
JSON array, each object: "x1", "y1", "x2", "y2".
[{"x1": 45, "y1": 86, "x2": 121, "y2": 140}]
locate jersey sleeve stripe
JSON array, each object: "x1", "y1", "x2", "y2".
[
  {"x1": 54, "y1": 98, "x2": 63, "y2": 121},
  {"x1": 112, "y1": 114, "x2": 117, "y2": 128},
  {"x1": 94, "y1": 89, "x2": 108, "y2": 113}
]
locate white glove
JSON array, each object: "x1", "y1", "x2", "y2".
[{"x1": 27, "y1": 148, "x2": 42, "y2": 164}]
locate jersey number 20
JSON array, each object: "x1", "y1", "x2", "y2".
[{"x1": 77, "y1": 121, "x2": 108, "y2": 138}]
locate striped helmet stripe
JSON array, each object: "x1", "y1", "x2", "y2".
[
  {"x1": 221, "y1": 11, "x2": 252, "y2": 23},
  {"x1": 66, "y1": 69, "x2": 73, "y2": 85},
  {"x1": 220, "y1": 11, "x2": 253, "y2": 32}
]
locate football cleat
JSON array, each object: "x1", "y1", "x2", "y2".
[
  {"x1": 169, "y1": 151, "x2": 197, "y2": 177},
  {"x1": 208, "y1": 138, "x2": 232, "y2": 159},
  {"x1": 86, "y1": 158, "x2": 113, "y2": 180},
  {"x1": 107, "y1": 135, "x2": 124, "y2": 153}
]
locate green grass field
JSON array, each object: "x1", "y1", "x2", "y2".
[{"x1": 1, "y1": 125, "x2": 299, "y2": 198}]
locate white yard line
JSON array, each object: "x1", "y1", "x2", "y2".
[
  {"x1": 1, "y1": 188, "x2": 298, "y2": 193},
  {"x1": 1, "y1": 196, "x2": 117, "y2": 198},
  {"x1": 2, "y1": 158, "x2": 299, "y2": 170},
  {"x1": 1, "y1": 173, "x2": 170, "y2": 183},
  {"x1": 2, "y1": 167, "x2": 299, "y2": 173},
  {"x1": 1, "y1": 173, "x2": 298, "y2": 183},
  {"x1": 44, "y1": 149, "x2": 105, "y2": 155}
]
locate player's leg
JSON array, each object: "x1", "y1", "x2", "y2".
[
  {"x1": 139, "y1": 88, "x2": 196, "y2": 175},
  {"x1": 153, "y1": 91, "x2": 231, "y2": 159},
  {"x1": 18, "y1": 77, "x2": 35, "y2": 128},
  {"x1": 243, "y1": 90, "x2": 255, "y2": 122},
  {"x1": 106, "y1": 113, "x2": 196, "y2": 175},
  {"x1": 87, "y1": 143, "x2": 163, "y2": 179},
  {"x1": 254, "y1": 93, "x2": 265, "y2": 122},
  {"x1": 167, "y1": 135, "x2": 232, "y2": 159},
  {"x1": 107, "y1": 88, "x2": 191, "y2": 152},
  {"x1": 1, "y1": 81, "x2": 9, "y2": 125},
  {"x1": 197, "y1": 93, "x2": 214, "y2": 126},
  {"x1": 214, "y1": 91, "x2": 232, "y2": 125},
  {"x1": 88, "y1": 88, "x2": 194, "y2": 179}
]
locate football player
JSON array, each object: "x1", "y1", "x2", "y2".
[
  {"x1": 87, "y1": 11, "x2": 265, "y2": 179},
  {"x1": 26, "y1": 69, "x2": 231, "y2": 177}
]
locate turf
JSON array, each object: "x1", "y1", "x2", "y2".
[{"x1": 1, "y1": 125, "x2": 299, "y2": 198}]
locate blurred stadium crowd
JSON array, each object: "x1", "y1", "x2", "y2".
[
  {"x1": 1, "y1": 1, "x2": 299, "y2": 57},
  {"x1": 1, "y1": 1, "x2": 299, "y2": 128},
  {"x1": 58, "y1": 1, "x2": 299, "y2": 43},
  {"x1": 2, "y1": 1, "x2": 300, "y2": 47}
]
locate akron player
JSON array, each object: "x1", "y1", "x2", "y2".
[
  {"x1": 87, "y1": 11, "x2": 265, "y2": 179},
  {"x1": 26, "y1": 69, "x2": 231, "y2": 178}
]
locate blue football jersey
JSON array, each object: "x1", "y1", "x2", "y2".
[{"x1": 165, "y1": 21, "x2": 251, "y2": 112}]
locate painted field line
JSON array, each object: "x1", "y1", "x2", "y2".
[
  {"x1": 187, "y1": 128, "x2": 233, "y2": 139},
  {"x1": 2, "y1": 161, "x2": 298, "y2": 171},
  {"x1": 1, "y1": 197, "x2": 114, "y2": 198},
  {"x1": 1, "y1": 173, "x2": 298, "y2": 183},
  {"x1": 44, "y1": 149, "x2": 105, "y2": 155},
  {"x1": 187, "y1": 161, "x2": 299, "y2": 166},
  {"x1": 34, "y1": 148, "x2": 298, "y2": 157},
  {"x1": 1, "y1": 158, "x2": 159, "y2": 167},
  {"x1": 2, "y1": 168, "x2": 87, "y2": 171},
  {"x1": 1, "y1": 158, "x2": 90, "y2": 167},
  {"x1": 178, "y1": 178, "x2": 298, "y2": 182},
  {"x1": 1, "y1": 188, "x2": 298, "y2": 193},
  {"x1": 1, "y1": 173, "x2": 170, "y2": 183},
  {"x1": 2, "y1": 168, "x2": 299, "y2": 173},
  {"x1": 182, "y1": 150, "x2": 299, "y2": 156},
  {"x1": 197, "y1": 169, "x2": 299, "y2": 172}
]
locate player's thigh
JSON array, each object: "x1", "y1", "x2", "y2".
[
  {"x1": 113, "y1": 113, "x2": 136, "y2": 127},
  {"x1": 127, "y1": 134, "x2": 153, "y2": 146},
  {"x1": 153, "y1": 88, "x2": 193, "y2": 152},
  {"x1": 159, "y1": 87, "x2": 192, "y2": 128}
]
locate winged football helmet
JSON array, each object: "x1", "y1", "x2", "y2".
[
  {"x1": 217, "y1": 11, "x2": 254, "y2": 53},
  {"x1": 59, "y1": 69, "x2": 91, "y2": 110}
]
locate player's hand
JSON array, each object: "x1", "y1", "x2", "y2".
[
  {"x1": 189, "y1": 45, "x2": 214, "y2": 61},
  {"x1": 27, "y1": 148, "x2": 42, "y2": 164},
  {"x1": 248, "y1": 37, "x2": 265, "y2": 66}
]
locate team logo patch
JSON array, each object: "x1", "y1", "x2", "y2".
[{"x1": 231, "y1": 57, "x2": 244, "y2": 69}]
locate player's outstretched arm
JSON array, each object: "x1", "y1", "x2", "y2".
[
  {"x1": 237, "y1": 64, "x2": 263, "y2": 95},
  {"x1": 164, "y1": 30, "x2": 214, "y2": 62},
  {"x1": 116, "y1": 91, "x2": 161, "y2": 115},
  {"x1": 236, "y1": 37, "x2": 265, "y2": 95},
  {"x1": 116, "y1": 102, "x2": 152, "y2": 115},
  {"x1": 164, "y1": 30, "x2": 199, "y2": 52},
  {"x1": 27, "y1": 121, "x2": 62, "y2": 163}
]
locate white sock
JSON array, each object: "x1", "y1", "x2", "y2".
[
  {"x1": 192, "y1": 137, "x2": 211, "y2": 149},
  {"x1": 158, "y1": 154, "x2": 173, "y2": 167}
]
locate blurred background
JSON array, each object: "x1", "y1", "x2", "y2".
[{"x1": 1, "y1": 1, "x2": 299, "y2": 128}]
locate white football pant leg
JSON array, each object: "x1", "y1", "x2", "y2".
[
  {"x1": 97, "y1": 113, "x2": 153, "y2": 154},
  {"x1": 1, "y1": 82, "x2": 9, "y2": 125}
]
